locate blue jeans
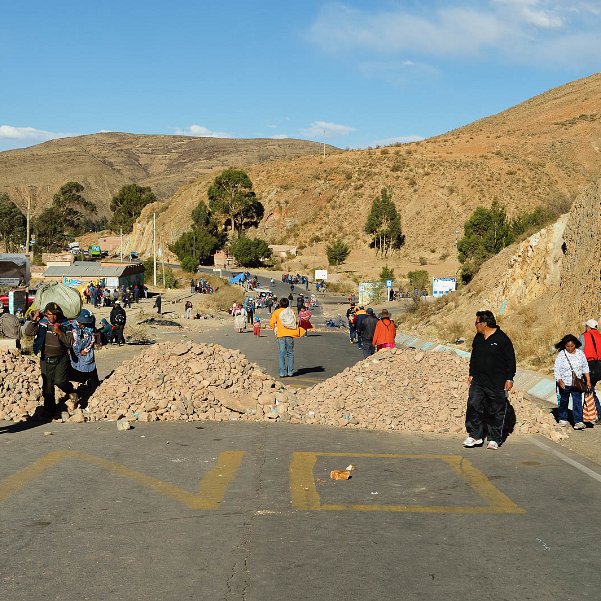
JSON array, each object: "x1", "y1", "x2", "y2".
[
  {"x1": 362, "y1": 344, "x2": 375, "y2": 359},
  {"x1": 277, "y1": 337, "x2": 294, "y2": 376},
  {"x1": 558, "y1": 385, "x2": 583, "y2": 424}
]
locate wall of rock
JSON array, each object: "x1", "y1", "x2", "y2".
[{"x1": 0, "y1": 344, "x2": 569, "y2": 444}]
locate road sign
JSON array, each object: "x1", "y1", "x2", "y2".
[{"x1": 385, "y1": 279, "x2": 393, "y2": 288}]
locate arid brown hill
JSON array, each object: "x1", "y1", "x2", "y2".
[
  {"x1": 0, "y1": 132, "x2": 337, "y2": 216},
  {"x1": 129, "y1": 73, "x2": 601, "y2": 265}
]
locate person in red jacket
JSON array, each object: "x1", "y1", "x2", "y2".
[
  {"x1": 372, "y1": 309, "x2": 396, "y2": 351},
  {"x1": 581, "y1": 319, "x2": 601, "y2": 421}
]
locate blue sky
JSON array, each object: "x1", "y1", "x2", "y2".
[{"x1": 1, "y1": 0, "x2": 600, "y2": 152}]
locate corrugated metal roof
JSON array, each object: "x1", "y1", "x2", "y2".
[{"x1": 43, "y1": 262, "x2": 132, "y2": 277}]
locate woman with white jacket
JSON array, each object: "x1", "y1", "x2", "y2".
[{"x1": 554, "y1": 334, "x2": 591, "y2": 430}]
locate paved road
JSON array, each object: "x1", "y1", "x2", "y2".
[{"x1": 2, "y1": 421, "x2": 601, "y2": 600}]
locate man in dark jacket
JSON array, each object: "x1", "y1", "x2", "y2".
[
  {"x1": 464, "y1": 310, "x2": 516, "y2": 450},
  {"x1": 24, "y1": 302, "x2": 76, "y2": 418},
  {"x1": 109, "y1": 300, "x2": 127, "y2": 345},
  {"x1": 357, "y1": 307, "x2": 378, "y2": 358}
]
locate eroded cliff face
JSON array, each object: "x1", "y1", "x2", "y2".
[
  {"x1": 555, "y1": 178, "x2": 601, "y2": 323},
  {"x1": 405, "y1": 177, "x2": 601, "y2": 352}
]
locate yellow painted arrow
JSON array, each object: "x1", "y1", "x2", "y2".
[{"x1": 0, "y1": 449, "x2": 245, "y2": 510}]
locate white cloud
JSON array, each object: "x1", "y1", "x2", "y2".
[
  {"x1": 271, "y1": 134, "x2": 289, "y2": 139},
  {"x1": 307, "y1": 1, "x2": 601, "y2": 66},
  {"x1": 0, "y1": 124, "x2": 72, "y2": 142},
  {"x1": 371, "y1": 135, "x2": 425, "y2": 147},
  {"x1": 299, "y1": 120, "x2": 355, "y2": 139},
  {"x1": 174, "y1": 124, "x2": 232, "y2": 138}
]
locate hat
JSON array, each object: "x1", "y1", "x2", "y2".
[
  {"x1": 366, "y1": 307, "x2": 374, "y2": 315},
  {"x1": 359, "y1": 306, "x2": 364, "y2": 310},
  {"x1": 114, "y1": 300, "x2": 120, "y2": 305},
  {"x1": 43, "y1": 302, "x2": 63, "y2": 315},
  {"x1": 585, "y1": 319, "x2": 598, "y2": 329},
  {"x1": 76, "y1": 309, "x2": 95, "y2": 325},
  {"x1": 380, "y1": 309, "x2": 390, "y2": 318},
  {"x1": 254, "y1": 316, "x2": 261, "y2": 322}
]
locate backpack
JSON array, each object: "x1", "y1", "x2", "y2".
[
  {"x1": 113, "y1": 311, "x2": 126, "y2": 326},
  {"x1": 279, "y1": 307, "x2": 297, "y2": 329}
]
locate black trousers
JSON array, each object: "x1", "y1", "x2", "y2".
[
  {"x1": 112, "y1": 325, "x2": 125, "y2": 344},
  {"x1": 465, "y1": 380, "x2": 507, "y2": 444},
  {"x1": 40, "y1": 356, "x2": 74, "y2": 411}
]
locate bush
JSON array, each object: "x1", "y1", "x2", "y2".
[
  {"x1": 407, "y1": 270, "x2": 430, "y2": 294},
  {"x1": 326, "y1": 239, "x2": 350, "y2": 266},
  {"x1": 379, "y1": 265, "x2": 394, "y2": 281},
  {"x1": 230, "y1": 236, "x2": 272, "y2": 267}
]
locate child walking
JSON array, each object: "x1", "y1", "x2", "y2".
[{"x1": 253, "y1": 315, "x2": 262, "y2": 337}]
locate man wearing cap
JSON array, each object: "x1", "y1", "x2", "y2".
[
  {"x1": 357, "y1": 307, "x2": 379, "y2": 357},
  {"x1": 353, "y1": 306, "x2": 368, "y2": 349},
  {"x1": 109, "y1": 300, "x2": 127, "y2": 345},
  {"x1": 24, "y1": 303, "x2": 77, "y2": 418},
  {"x1": 581, "y1": 319, "x2": 601, "y2": 420}
]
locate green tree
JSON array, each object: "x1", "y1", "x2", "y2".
[
  {"x1": 109, "y1": 184, "x2": 156, "y2": 234},
  {"x1": 170, "y1": 228, "x2": 220, "y2": 271},
  {"x1": 51, "y1": 181, "x2": 97, "y2": 237},
  {"x1": 326, "y1": 239, "x2": 350, "y2": 266},
  {"x1": 407, "y1": 270, "x2": 430, "y2": 294},
  {"x1": 457, "y1": 200, "x2": 513, "y2": 284},
  {"x1": 229, "y1": 236, "x2": 272, "y2": 267},
  {"x1": 169, "y1": 201, "x2": 224, "y2": 272},
  {"x1": 207, "y1": 169, "x2": 264, "y2": 237},
  {"x1": 0, "y1": 193, "x2": 26, "y2": 252},
  {"x1": 364, "y1": 188, "x2": 404, "y2": 256},
  {"x1": 380, "y1": 265, "x2": 394, "y2": 281},
  {"x1": 35, "y1": 207, "x2": 67, "y2": 252}
]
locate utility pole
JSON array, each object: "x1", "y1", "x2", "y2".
[
  {"x1": 153, "y1": 212, "x2": 157, "y2": 286},
  {"x1": 25, "y1": 187, "x2": 34, "y2": 255},
  {"x1": 161, "y1": 233, "x2": 166, "y2": 288},
  {"x1": 120, "y1": 228, "x2": 123, "y2": 262},
  {"x1": 323, "y1": 129, "x2": 326, "y2": 159}
]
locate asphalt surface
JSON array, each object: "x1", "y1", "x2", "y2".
[{"x1": 2, "y1": 421, "x2": 601, "y2": 600}]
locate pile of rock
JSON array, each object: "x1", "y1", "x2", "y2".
[
  {"x1": 285, "y1": 347, "x2": 569, "y2": 441},
  {"x1": 0, "y1": 342, "x2": 568, "y2": 444},
  {"x1": 0, "y1": 348, "x2": 43, "y2": 422},
  {"x1": 86, "y1": 341, "x2": 285, "y2": 422}
]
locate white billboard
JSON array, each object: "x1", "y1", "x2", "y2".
[
  {"x1": 432, "y1": 277, "x2": 457, "y2": 297},
  {"x1": 315, "y1": 269, "x2": 328, "y2": 281}
]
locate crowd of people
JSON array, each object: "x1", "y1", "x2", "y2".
[
  {"x1": 189, "y1": 278, "x2": 214, "y2": 294},
  {"x1": 82, "y1": 282, "x2": 146, "y2": 308}
]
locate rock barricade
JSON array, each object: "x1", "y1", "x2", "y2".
[
  {"x1": 0, "y1": 343, "x2": 568, "y2": 443},
  {"x1": 0, "y1": 348, "x2": 43, "y2": 422},
  {"x1": 86, "y1": 341, "x2": 283, "y2": 423}
]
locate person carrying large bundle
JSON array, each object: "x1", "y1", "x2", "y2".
[{"x1": 23, "y1": 302, "x2": 77, "y2": 419}]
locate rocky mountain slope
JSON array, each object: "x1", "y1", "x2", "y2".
[
  {"x1": 0, "y1": 133, "x2": 335, "y2": 215},
  {"x1": 400, "y1": 176, "x2": 601, "y2": 370},
  {"x1": 128, "y1": 73, "x2": 601, "y2": 267}
]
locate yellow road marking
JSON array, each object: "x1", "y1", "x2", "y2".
[
  {"x1": 0, "y1": 450, "x2": 245, "y2": 510},
  {"x1": 290, "y1": 452, "x2": 525, "y2": 514}
]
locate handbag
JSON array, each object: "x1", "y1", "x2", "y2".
[
  {"x1": 564, "y1": 351, "x2": 587, "y2": 392},
  {"x1": 583, "y1": 392, "x2": 598, "y2": 422}
]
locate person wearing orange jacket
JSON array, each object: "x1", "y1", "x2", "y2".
[
  {"x1": 372, "y1": 309, "x2": 397, "y2": 351},
  {"x1": 269, "y1": 297, "x2": 306, "y2": 378}
]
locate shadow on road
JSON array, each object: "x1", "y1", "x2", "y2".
[{"x1": 294, "y1": 366, "x2": 326, "y2": 376}]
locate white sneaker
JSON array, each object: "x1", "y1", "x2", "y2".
[
  {"x1": 574, "y1": 422, "x2": 585, "y2": 430},
  {"x1": 487, "y1": 441, "x2": 499, "y2": 450},
  {"x1": 463, "y1": 436, "x2": 483, "y2": 447},
  {"x1": 558, "y1": 420, "x2": 569, "y2": 426}
]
